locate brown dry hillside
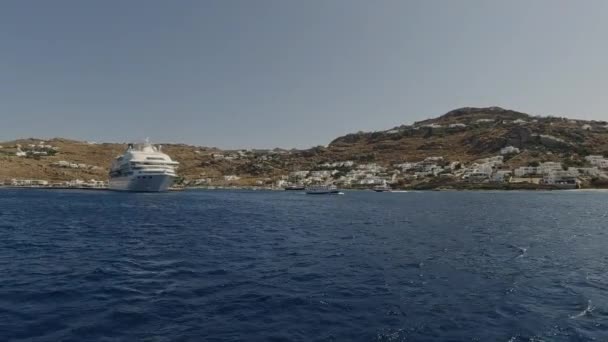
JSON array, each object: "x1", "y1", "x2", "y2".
[
  {"x1": 325, "y1": 107, "x2": 608, "y2": 165},
  {"x1": 2, "y1": 107, "x2": 608, "y2": 183}
]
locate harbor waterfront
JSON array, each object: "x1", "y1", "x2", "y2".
[
  {"x1": 5, "y1": 108, "x2": 608, "y2": 191},
  {"x1": 1, "y1": 189, "x2": 607, "y2": 341}
]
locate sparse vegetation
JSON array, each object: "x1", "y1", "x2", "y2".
[{"x1": 3, "y1": 107, "x2": 608, "y2": 187}]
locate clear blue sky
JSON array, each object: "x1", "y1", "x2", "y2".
[{"x1": 1, "y1": 0, "x2": 607, "y2": 149}]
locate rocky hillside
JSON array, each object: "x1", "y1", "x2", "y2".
[
  {"x1": 326, "y1": 107, "x2": 608, "y2": 164},
  {"x1": 2, "y1": 107, "x2": 608, "y2": 184}
]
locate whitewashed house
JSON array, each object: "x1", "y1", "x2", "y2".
[
  {"x1": 424, "y1": 156, "x2": 444, "y2": 163},
  {"x1": 357, "y1": 163, "x2": 385, "y2": 173},
  {"x1": 573, "y1": 167, "x2": 602, "y2": 177},
  {"x1": 474, "y1": 156, "x2": 503, "y2": 167},
  {"x1": 359, "y1": 177, "x2": 387, "y2": 185},
  {"x1": 290, "y1": 171, "x2": 309, "y2": 179},
  {"x1": 514, "y1": 166, "x2": 538, "y2": 177},
  {"x1": 538, "y1": 162, "x2": 563, "y2": 175},
  {"x1": 395, "y1": 162, "x2": 416, "y2": 171},
  {"x1": 467, "y1": 170, "x2": 491, "y2": 182},
  {"x1": 492, "y1": 170, "x2": 512, "y2": 183},
  {"x1": 585, "y1": 155, "x2": 608, "y2": 169},
  {"x1": 421, "y1": 123, "x2": 443, "y2": 128},
  {"x1": 500, "y1": 146, "x2": 520, "y2": 155},
  {"x1": 543, "y1": 171, "x2": 578, "y2": 186},
  {"x1": 310, "y1": 170, "x2": 332, "y2": 178}
]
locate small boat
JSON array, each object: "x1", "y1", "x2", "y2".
[
  {"x1": 373, "y1": 184, "x2": 392, "y2": 192},
  {"x1": 305, "y1": 184, "x2": 341, "y2": 195},
  {"x1": 284, "y1": 185, "x2": 305, "y2": 191}
]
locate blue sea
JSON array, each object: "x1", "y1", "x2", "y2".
[{"x1": 1, "y1": 189, "x2": 608, "y2": 341}]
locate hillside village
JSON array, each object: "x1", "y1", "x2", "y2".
[{"x1": 3, "y1": 107, "x2": 608, "y2": 190}]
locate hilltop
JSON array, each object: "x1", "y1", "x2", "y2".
[
  {"x1": 2, "y1": 107, "x2": 608, "y2": 188},
  {"x1": 328, "y1": 106, "x2": 608, "y2": 162}
]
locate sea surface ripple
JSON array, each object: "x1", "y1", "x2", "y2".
[{"x1": 1, "y1": 189, "x2": 608, "y2": 341}]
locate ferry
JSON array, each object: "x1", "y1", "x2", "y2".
[
  {"x1": 108, "y1": 140, "x2": 179, "y2": 192},
  {"x1": 305, "y1": 184, "x2": 341, "y2": 195},
  {"x1": 373, "y1": 184, "x2": 392, "y2": 192}
]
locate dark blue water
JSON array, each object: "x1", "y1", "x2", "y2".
[{"x1": 1, "y1": 189, "x2": 608, "y2": 341}]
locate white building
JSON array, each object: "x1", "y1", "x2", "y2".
[
  {"x1": 475, "y1": 156, "x2": 504, "y2": 166},
  {"x1": 514, "y1": 166, "x2": 538, "y2": 177},
  {"x1": 289, "y1": 171, "x2": 309, "y2": 178},
  {"x1": 467, "y1": 171, "x2": 491, "y2": 182},
  {"x1": 357, "y1": 163, "x2": 385, "y2": 173},
  {"x1": 500, "y1": 146, "x2": 520, "y2": 155},
  {"x1": 538, "y1": 162, "x2": 563, "y2": 175},
  {"x1": 193, "y1": 178, "x2": 212, "y2": 185},
  {"x1": 585, "y1": 155, "x2": 604, "y2": 162},
  {"x1": 53, "y1": 160, "x2": 69, "y2": 167},
  {"x1": 492, "y1": 170, "x2": 512, "y2": 183},
  {"x1": 448, "y1": 123, "x2": 467, "y2": 128},
  {"x1": 421, "y1": 123, "x2": 443, "y2": 128},
  {"x1": 223, "y1": 175, "x2": 240, "y2": 181},
  {"x1": 473, "y1": 163, "x2": 494, "y2": 176},
  {"x1": 543, "y1": 171, "x2": 578, "y2": 186},
  {"x1": 86, "y1": 179, "x2": 106, "y2": 188},
  {"x1": 359, "y1": 177, "x2": 387, "y2": 185},
  {"x1": 395, "y1": 162, "x2": 416, "y2": 171},
  {"x1": 66, "y1": 179, "x2": 85, "y2": 187},
  {"x1": 11, "y1": 179, "x2": 49, "y2": 186},
  {"x1": 585, "y1": 155, "x2": 608, "y2": 169},
  {"x1": 310, "y1": 170, "x2": 332, "y2": 178},
  {"x1": 320, "y1": 161, "x2": 354, "y2": 168},
  {"x1": 572, "y1": 167, "x2": 602, "y2": 177},
  {"x1": 423, "y1": 156, "x2": 444, "y2": 163}
]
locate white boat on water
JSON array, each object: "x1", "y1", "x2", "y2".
[
  {"x1": 305, "y1": 184, "x2": 341, "y2": 195},
  {"x1": 373, "y1": 184, "x2": 392, "y2": 192},
  {"x1": 108, "y1": 140, "x2": 179, "y2": 192}
]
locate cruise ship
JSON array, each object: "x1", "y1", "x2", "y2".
[{"x1": 108, "y1": 141, "x2": 179, "y2": 192}]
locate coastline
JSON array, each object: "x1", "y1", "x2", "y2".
[
  {"x1": 0, "y1": 186, "x2": 185, "y2": 192},
  {"x1": 3, "y1": 184, "x2": 607, "y2": 192}
]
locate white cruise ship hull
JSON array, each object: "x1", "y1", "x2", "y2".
[{"x1": 109, "y1": 174, "x2": 175, "y2": 192}]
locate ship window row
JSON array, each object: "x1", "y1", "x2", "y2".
[
  {"x1": 131, "y1": 162, "x2": 177, "y2": 166},
  {"x1": 132, "y1": 166, "x2": 173, "y2": 170}
]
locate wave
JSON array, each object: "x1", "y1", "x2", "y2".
[{"x1": 570, "y1": 300, "x2": 595, "y2": 319}]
